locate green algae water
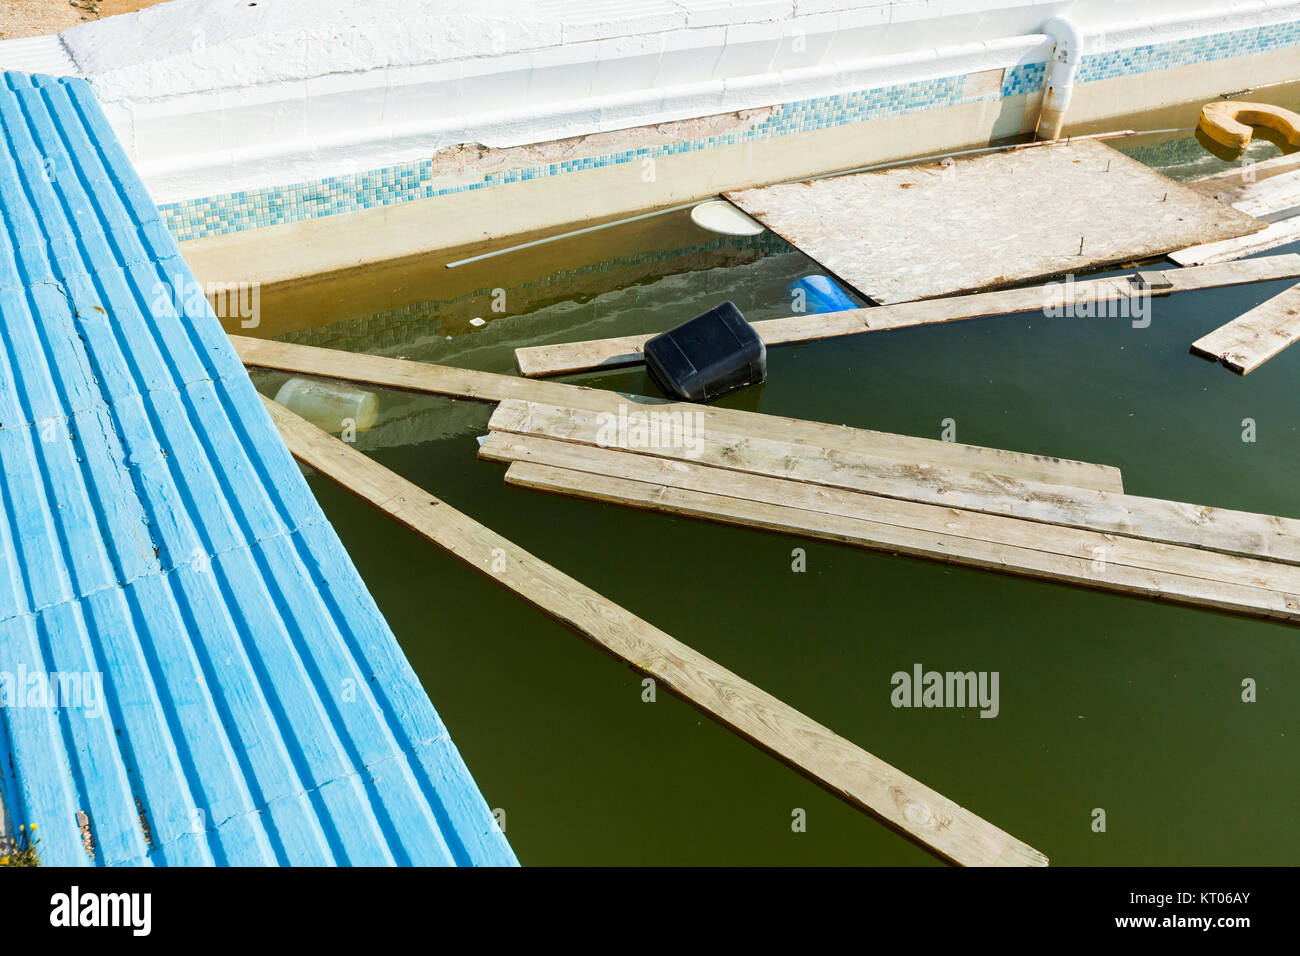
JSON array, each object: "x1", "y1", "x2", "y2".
[{"x1": 241, "y1": 96, "x2": 1299, "y2": 865}]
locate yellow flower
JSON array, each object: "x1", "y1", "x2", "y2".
[
  {"x1": 0, "y1": 856, "x2": 8, "y2": 865},
  {"x1": 29, "y1": 824, "x2": 36, "y2": 831}
]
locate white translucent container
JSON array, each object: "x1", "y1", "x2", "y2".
[{"x1": 273, "y1": 377, "x2": 379, "y2": 434}]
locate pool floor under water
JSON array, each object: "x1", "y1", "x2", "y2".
[{"x1": 244, "y1": 115, "x2": 1300, "y2": 865}]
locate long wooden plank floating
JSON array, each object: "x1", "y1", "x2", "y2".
[
  {"x1": 488, "y1": 398, "x2": 1300, "y2": 567},
  {"x1": 1191, "y1": 281, "x2": 1300, "y2": 374},
  {"x1": 231, "y1": 334, "x2": 1124, "y2": 492},
  {"x1": 1174, "y1": 158, "x2": 1300, "y2": 265},
  {"x1": 481, "y1": 432, "x2": 1300, "y2": 603},
  {"x1": 502, "y1": 458, "x2": 1300, "y2": 625},
  {"x1": 263, "y1": 395, "x2": 1049, "y2": 867},
  {"x1": 512, "y1": 254, "x2": 1300, "y2": 378},
  {"x1": 1189, "y1": 152, "x2": 1300, "y2": 192},
  {"x1": 1170, "y1": 218, "x2": 1300, "y2": 267},
  {"x1": 1187, "y1": 155, "x2": 1300, "y2": 217},
  {"x1": 724, "y1": 139, "x2": 1265, "y2": 304}
]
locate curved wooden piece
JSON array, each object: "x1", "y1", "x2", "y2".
[{"x1": 1199, "y1": 100, "x2": 1300, "y2": 150}]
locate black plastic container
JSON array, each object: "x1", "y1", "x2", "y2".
[{"x1": 643, "y1": 301, "x2": 767, "y2": 402}]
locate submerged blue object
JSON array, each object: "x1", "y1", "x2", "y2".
[
  {"x1": 0, "y1": 72, "x2": 515, "y2": 866},
  {"x1": 787, "y1": 274, "x2": 857, "y2": 315}
]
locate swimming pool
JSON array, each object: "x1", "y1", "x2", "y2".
[{"x1": 233, "y1": 91, "x2": 1300, "y2": 865}]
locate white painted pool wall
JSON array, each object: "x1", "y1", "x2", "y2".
[{"x1": 57, "y1": 0, "x2": 1300, "y2": 207}]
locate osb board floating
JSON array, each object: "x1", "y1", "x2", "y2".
[{"x1": 724, "y1": 139, "x2": 1267, "y2": 304}]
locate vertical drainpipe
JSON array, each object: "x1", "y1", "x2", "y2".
[{"x1": 1035, "y1": 17, "x2": 1084, "y2": 140}]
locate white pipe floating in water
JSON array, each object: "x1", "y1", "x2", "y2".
[{"x1": 274, "y1": 377, "x2": 379, "y2": 434}]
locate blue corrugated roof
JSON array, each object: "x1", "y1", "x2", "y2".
[{"x1": 0, "y1": 71, "x2": 516, "y2": 866}]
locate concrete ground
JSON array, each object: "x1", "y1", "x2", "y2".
[{"x1": 0, "y1": 0, "x2": 170, "y2": 40}]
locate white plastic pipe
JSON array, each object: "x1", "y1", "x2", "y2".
[
  {"x1": 273, "y1": 378, "x2": 379, "y2": 434},
  {"x1": 1035, "y1": 17, "x2": 1084, "y2": 141}
]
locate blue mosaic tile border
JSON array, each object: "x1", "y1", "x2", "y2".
[
  {"x1": 1002, "y1": 62, "x2": 1045, "y2": 97},
  {"x1": 1078, "y1": 18, "x2": 1300, "y2": 83},
  {"x1": 158, "y1": 17, "x2": 1300, "y2": 243}
]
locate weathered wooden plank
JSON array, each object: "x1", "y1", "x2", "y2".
[
  {"x1": 481, "y1": 431, "x2": 1300, "y2": 601},
  {"x1": 504, "y1": 460, "x2": 1300, "y2": 625},
  {"x1": 489, "y1": 398, "x2": 1300, "y2": 566},
  {"x1": 231, "y1": 334, "x2": 1124, "y2": 492},
  {"x1": 514, "y1": 275, "x2": 1137, "y2": 376},
  {"x1": 513, "y1": 254, "x2": 1300, "y2": 377},
  {"x1": 1170, "y1": 216, "x2": 1300, "y2": 266},
  {"x1": 1191, "y1": 281, "x2": 1300, "y2": 374},
  {"x1": 1188, "y1": 152, "x2": 1300, "y2": 192},
  {"x1": 724, "y1": 139, "x2": 1265, "y2": 304},
  {"x1": 263, "y1": 395, "x2": 1049, "y2": 867},
  {"x1": 1190, "y1": 169, "x2": 1300, "y2": 218},
  {"x1": 1175, "y1": 157, "x2": 1300, "y2": 265}
]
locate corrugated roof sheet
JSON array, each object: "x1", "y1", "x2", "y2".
[
  {"x1": 0, "y1": 71, "x2": 516, "y2": 866},
  {"x1": 0, "y1": 37, "x2": 79, "y2": 79}
]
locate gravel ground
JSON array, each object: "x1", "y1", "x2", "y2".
[{"x1": 0, "y1": 0, "x2": 170, "y2": 41}]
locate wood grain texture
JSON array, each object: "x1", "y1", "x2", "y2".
[
  {"x1": 1188, "y1": 152, "x2": 1300, "y2": 192},
  {"x1": 231, "y1": 334, "x2": 1124, "y2": 492},
  {"x1": 482, "y1": 432, "x2": 1300, "y2": 601},
  {"x1": 489, "y1": 399, "x2": 1300, "y2": 566},
  {"x1": 502, "y1": 457, "x2": 1300, "y2": 625},
  {"x1": 1170, "y1": 217, "x2": 1300, "y2": 266},
  {"x1": 1175, "y1": 157, "x2": 1300, "y2": 265},
  {"x1": 1187, "y1": 168, "x2": 1300, "y2": 218},
  {"x1": 512, "y1": 255, "x2": 1300, "y2": 377},
  {"x1": 1191, "y1": 281, "x2": 1300, "y2": 374},
  {"x1": 263, "y1": 395, "x2": 1049, "y2": 867},
  {"x1": 724, "y1": 139, "x2": 1265, "y2": 304}
]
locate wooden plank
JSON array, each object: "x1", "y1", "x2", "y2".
[
  {"x1": 1188, "y1": 152, "x2": 1300, "y2": 190},
  {"x1": 489, "y1": 398, "x2": 1300, "y2": 566},
  {"x1": 482, "y1": 431, "x2": 1300, "y2": 603},
  {"x1": 1175, "y1": 157, "x2": 1300, "y2": 265},
  {"x1": 514, "y1": 275, "x2": 1140, "y2": 376},
  {"x1": 513, "y1": 254, "x2": 1300, "y2": 377},
  {"x1": 503, "y1": 460, "x2": 1300, "y2": 625},
  {"x1": 231, "y1": 334, "x2": 1125, "y2": 492},
  {"x1": 723, "y1": 139, "x2": 1266, "y2": 304},
  {"x1": 1170, "y1": 216, "x2": 1300, "y2": 266},
  {"x1": 262, "y1": 395, "x2": 1049, "y2": 867},
  {"x1": 1191, "y1": 281, "x2": 1300, "y2": 374},
  {"x1": 1189, "y1": 169, "x2": 1300, "y2": 218}
]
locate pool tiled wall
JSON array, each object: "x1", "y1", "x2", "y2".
[{"x1": 159, "y1": 18, "x2": 1300, "y2": 244}]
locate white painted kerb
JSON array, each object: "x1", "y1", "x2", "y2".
[{"x1": 37, "y1": 0, "x2": 1300, "y2": 208}]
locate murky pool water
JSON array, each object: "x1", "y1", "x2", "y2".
[{"x1": 233, "y1": 89, "x2": 1299, "y2": 865}]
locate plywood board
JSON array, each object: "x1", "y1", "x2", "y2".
[{"x1": 725, "y1": 139, "x2": 1266, "y2": 303}]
